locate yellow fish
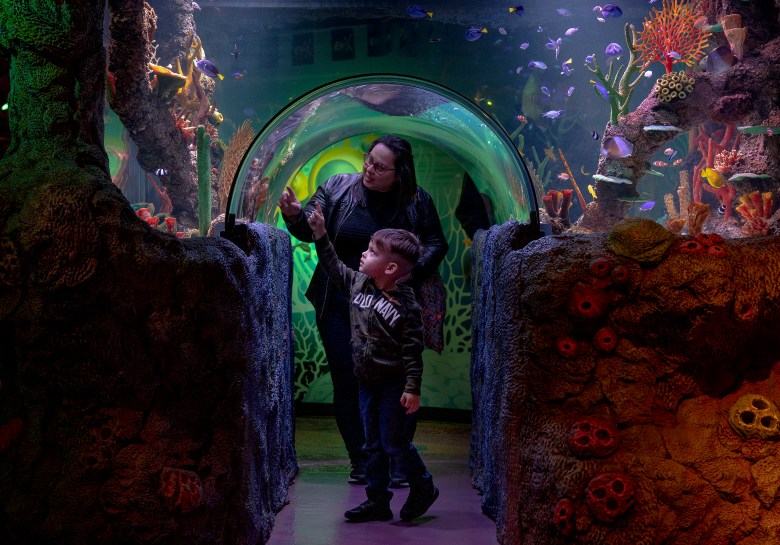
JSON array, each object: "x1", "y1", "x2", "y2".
[
  {"x1": 588, "y1": 184, "x2": 597, "y2": 200},
  {"x1": 701, "y1": 167, "x2": 725, "y2": 188},
  {"x1": 544, "y1": 147, "x2": 557, "y2": 161}
]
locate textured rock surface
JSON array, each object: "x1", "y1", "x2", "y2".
[{"x1": 472, "y1": 221, "x2": 780, "y2": 545}]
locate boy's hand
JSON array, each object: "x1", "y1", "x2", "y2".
[
  {"x1": 400, "y1": 392, "x2": 420, "y2": 414},
  {"x1": 278, "y1": 186, "x2": 302, "y2": 218},
  {"x1": 307, "y1": 202, "x2": 326, "y2": 239}
]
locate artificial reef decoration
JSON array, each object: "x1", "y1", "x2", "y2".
[
  {"x1": 606, "y1": 217, "x2": 675, "y2": 264},
  {"x1": 633, "y1": 0, "x2": 709, "y2": 74},
  {"x1": 728, "y1": 394, "x2": 780, "y2": 441},
  {"x1": 653, "y1": 71, "x2": 695, "y2": 102}
]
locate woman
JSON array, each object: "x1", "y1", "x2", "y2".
[{"x1": 278, "y1": 135, "x2": 448, "y2": 484}]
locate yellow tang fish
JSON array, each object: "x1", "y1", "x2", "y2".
[
  {"x1": 544, "y1": 147, "x2": 557, "y2": 161},
  {"x1": 701, "y1": 167, "x2": 725, "y2": 188},
  {"x1": 588, "y1": 184, "x2": 597, "y2": 200}
]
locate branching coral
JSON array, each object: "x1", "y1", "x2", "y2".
[
  {"x1": 692, "y1": 124, "x2": 739, "y2": 220},
  {"x1": 586, "y1": 24, "x2": 646, "y2": 124},
  {"x1": 634, "y1": 0, "x2": 709, "y2": 74},
  {"x1": 736, "y1": 191, "x2": 774, "y2": 236}
]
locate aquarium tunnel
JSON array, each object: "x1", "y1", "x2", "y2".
[{"x1": 224, "y1": 74, "x2": 538, "y2": 409}]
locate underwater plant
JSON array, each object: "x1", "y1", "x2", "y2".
[
  {"x1": 217, "y1": 120, "x2": 255, "y2": 213},
  {"x1": 633, "y1": 0, "x2": 709, "y2": 74},
  {"x1": 585, "y1": 24, "x2": 646, "y2": 125}
]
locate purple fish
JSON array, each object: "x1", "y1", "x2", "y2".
[
  {"x1": 519, "y1": 42, "x2": 530, "y2": 50},
  {"x1": 565, "y1": 27, "x2": 579, "y2": 36},
  {"x1": 542, "y1": 109, "x2": 565, "y2": 119},
  {"x1": 556, "y1": 8, "x2": 571, "y2": 16},
  {"x1": 406, "y1": 4, "x2": 432, "y2": 18},
  {"x1": 567, "y1": 86, "x2": 575, "y2": 96},
  {"x1": 601, "y1": 4, "x2": 623, "y2": 18},
  {"x1": 195, "y1": 59, "x2": 224, "y2": 80},
  {"x1": 528, "y1": 60, "x2": 548, "y2": 70},
  {"x1": 639, "y1": 201, "x2": 656, "y2": 211},
  {"x1": 465, "y1": 27, "x2": 487, "y2": 41},
  {"x1": 585, "y1": 54, "x2": 595, "y2": 64},
  {"x1": 546, "y1": 37, "x2": 563, "y2": 59},
  {"x1": 541, "y1": 86, "x2": 551, "y2": 97},
  {"x1": 592, "y1": 81, "x2": 609, "y2": 101},
  {"x1": 605, "y1": 43, "x2": 623, "y2": 56},
  {"x1": 601, "y1": 136, "x2": 633, "y2": 159}
]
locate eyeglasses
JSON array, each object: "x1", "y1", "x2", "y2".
[{"x1": 363, "y1": 153, "x2": 395, "y2": 175}]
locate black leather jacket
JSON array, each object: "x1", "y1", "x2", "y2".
[{"x1": 284, "y1": 173, "x2": 449, "y2": 319}]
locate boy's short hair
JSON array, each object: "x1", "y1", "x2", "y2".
[{"x1": 371, "y1": 229, "x2": 421, "y2": 274}]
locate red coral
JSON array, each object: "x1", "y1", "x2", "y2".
[
  {"x1": 594, "y1": 327, "x2": 618, "y2": 353},
  {"x1": 610, "y1": 265, "x2": 629, "y2": 285},
  {"x1": 552, "y1": 498, "x2": 577, "y2": 536},
  {"x1": 568, "y1": 282, "x2": 610, "y2": 319},
  {"x1": 556, "y1": 336, "x2": 579, "y2": 358},
  {"x1": 678, "y1": 239, "x2": 703, "y2": 254},
  {"x1": 568, "y1": 417, "x2": 620, "y2": 458},
  {"x1": 585, "y1": 472, "x2": 636, "y2": 523},
  {"x1": 736, "y1": 191, "x2": 774, "y2": 236},
  {"x1": 634, "y1": 0, "x2": 709, "y2": 73},
  {"x1": 159, "y1": 467, "x2": 203, "y2": 513},
  {"x1": 696, "y1": 233, "x2": 724, "y2": 247},
  {"x1": 707, "y1": 244, "x2": 728, "y2": 258},
  {"x1": 589, "y1": 257, "x2": 612, "y2": 278},
  {"x1": 0, "y1": 418, "x2": 24, "y2": 452}
]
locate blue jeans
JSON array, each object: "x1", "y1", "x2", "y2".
[{"x1": 359, "y1": 378, "x2": 431, "y2": 502}]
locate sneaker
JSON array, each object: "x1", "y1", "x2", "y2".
[
  {"x1": 389, "y1": 478, "x2": 410, "y2": 489},
  {"x1": 345, "y1": 499, "x2": 393, "y2": 522},
  {"x1": 400, "y1": 485, "x2": 439, "y2": 521}
]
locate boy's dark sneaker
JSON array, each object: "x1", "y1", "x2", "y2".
[
  {"x1": 400, "y1": 485, "x2": 439, "y2": 521},
  {"x1": 344, "y1": 499, "x2": 393, "y2": 522}
]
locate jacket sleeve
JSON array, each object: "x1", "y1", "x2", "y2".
[
  {"x1": 402, "y1": 302, "x2": 425, "y2": 395},
  {"x1": 313, "y1": 232, "x2": 355, "y2": 294},
  {"x1": 283, "y1": 181, "x2": 330, "y2": 243},
  {"x1": 413, "y1": 190, "x2": 449, "y2": 281}
]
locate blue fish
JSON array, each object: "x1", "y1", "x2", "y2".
[
  {"x1": 601, "y1": 4, "x2": 623, "y2": 18},
  {"x1": 465, "y1": 27, "x2": 487, "y2": 41},
  {"x1": 541, "y1": 86, "x2": 551, "y2": 97},
  {"x1": 232, "y1": 43, "x2": 240, "y2": 60},
  {"x1": 406, "y1": 4, "x2": 432, "y2": 18},
  {"x1": 556, "y1": 8, "x2": 571, "y2": 16},
  {"x1": 195, "y1": 59, "x2": 224, "y2": 80},
  {"x1": 585, "y1": 54, "x2": 595, "y2": 63},
  {"x1": 567, "y1": 86, "x2": 575, "y2": 96},
  {"x1": 601, "y1": 136, "x2": 633, "y2": 159},
  {"x1": 592, "y1": 81, "x2": 609, "y2": 101},
  {"x1": 605, "y1": 43, "x2": 623, "y2": 56},
  {"x1": 546, "y1": 37, "x2": 563, "y2": 58},
  {"x1": 528, "y1": 60, "x2": 547, "y2": 70},
  {"x1": 509, "y1": 4, "x2": 524, "y2": 15},
  {"x1": 639, "y1": 201, "x2": 656, "y2": 211},
  {"x1": 519, "y1": 42, "x2": 530, "y2": 50},
  {"x1": 542, "y1": 109, "x2": 565, "y2": 119},
  {"x1": 666, "y1": 51, "x2": 682, "y2": 60}
]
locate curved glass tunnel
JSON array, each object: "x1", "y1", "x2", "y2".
[{"x1": 224, "y1": 75, "x2": 539, "y2": 409}]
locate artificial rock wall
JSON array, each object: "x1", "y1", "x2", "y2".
[
  {"x1": 472, "y1": 220, "x2": 780, "y2": 545},
  {"x1": 0, "y1": 175, "x2": 297, "y2": 544}
]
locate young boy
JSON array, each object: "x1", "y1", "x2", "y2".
[{"x1": 307, "y1": 202, "x2": 439, "y2": 523}]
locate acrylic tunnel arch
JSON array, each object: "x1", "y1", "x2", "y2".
[{"x1": 222, "y1": 74, "x2": 541, "y2": 409}]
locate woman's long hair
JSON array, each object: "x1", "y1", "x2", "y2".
[{"x1": 369, "y1": 135, "x2": 418, "y2": 208}]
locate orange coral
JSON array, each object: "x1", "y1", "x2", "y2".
[{"x1": 634, "y1": 0, "x2": 709, "y2": 73}]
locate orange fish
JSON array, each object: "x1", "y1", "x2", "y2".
[
  {"x1": 557, "y1": 172, "x2": 570, "y2": 181},
  {"x1": 517, "y1": 114, "x2": 528, "y2": 123},
  {"x1": 652, "y1": 160, "x2": 668, "y2": 167},
  {"x1": 672, "y1": 158, "x2": 683, "y2": 166}
]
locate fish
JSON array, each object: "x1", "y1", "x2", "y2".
[
  {"x1": 565, "y1": 27, "x2": 579, "y2": 36},
  {"x1": 769, "y1": 128, "x2": 775, "y2": 136},
  {"x1": 465, "y1": 27, "x2": 487, "y2": 41},
  {"x1": 639, "y1": 201, "x2": 656, "y2": 211},
  {"x1": 541, "y1": 86, "x2": 551, "y2": 97},
  {"x1": 652, "y1": 160, "x2": 668, "y2": 167},
  {"x1": 701, "y1": 167, "x2": 725, "y2": 188},
  {"x1": 585, "y1": 54, "x2": 595, "y2": 63},
  {"x1": 557, "y1": 172, "x2": 570, "y2": 181},
  {"x1": 664, "y1": 148, "x2": 677, "y2": 162},
  {"x1": 666, "y1": 51, "x2": 682, "y2": 60},
  {"x1": 561, "y1": 64, "x2": 573, "y2": 76},
  {"x1": 544, "y1": 147, "x2": 557, "y2": 160},
  {"x1": 499, "y1": 27, "x2": 507, "y2": 35},
  {"x1": 155, "y1": 168, "x2": 168, "y2": 176},
  {"x1": 605, "y1": 43, "x2": 623, "y2": 56},
  {"x1": 581, "y1": 166, "x2": 592, "y2": 176},
  {"x1": 591, "y1": 130, "x2": 599, "y2": 139},
  {"x1": 232, "y1": 71, "x2": 247, "y2": 79},
  {"x1": 567, "y1": 86, "x2": 575, "y2": 96},
  {"x1": 519, "y1": 42, "x2": 530, "y2": 50},
  {"x1": 542, "y1": 109, "x2": 565, "y2": 119},
  {"x1": 546, "y1": 37, "x2": 562, "y2": 58},
  {"x1": 192, "y1": 1, "x2": 201, "y2": 10},
  {"x1": 406, "y1": 4, "x2": 432, "y2": 18},
  {"x1": 195, "y1": 59, "x2": 224, "y2": 80},
  {"x1": 516, "y1": 66, "x2": 524, "y2": 73},
  {"x1": 588, "y1": 184, "x2": 598, "y2": 199},
  {"x1": 601, "y1": 4, "x2": 623, "y2": 18},
  {"x1": 537, "y1": 26, "x2": 544, "y2": 32},
  {"x1": 516, "y1": 114, "x2": 528, "y2": 123},
  {"x1": 557, "y1": 8, "x2": 572, "y2": 16},
  {"x1": 643, "y1": 125, "x2": 684, "y2": 132},
  {"x1": 643, "y1": 70, "x2": 653, "y2": 78},
  {"x1": 693, "y1": 16, "x2": 708, "y2": 29},
  {"x1": 601, "y1": 136, "x2": 633, "y2": 159},
  {"x1": 591, "y1": 81, "x2": 609, "y2": 101},
  {"x1": 672, "y1": 158, "x2": 683, "y2": 166},
  {"x1": 596, "y1": 17, "x2": 606, "y2": 23},
  {"x1": 528, "y1": 60, "x2": 548, "y2": 69},
  {"x1": 232, "y1": 43, "x2": 240, "y2": 60},
  {"x1": 509, "y1": 4, "x2": 524, "y2": 15}
]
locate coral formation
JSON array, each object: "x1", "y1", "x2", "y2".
[
  {"x1": 552, "y1": 498, "x2": 576, "y2": 536},
  {"x1": 653, "y1": 72, "x2": 695, "y2": 102},
  {"x1": 728, "y1": 394, "x2": 780, "y2": 441},
  {"x1": 567, "y1": 417, "x2": 620, "y2": 458},
  {"x1": 606, "y1": 217, "x2": 675, "y2": 264},
  {"x1": 568, "y1": 282, "x2": 611, "y2": 319},
  {"x1": 217, "y1": 119, "x2": 255, "y2": 213},
  {"x1": 634, "y1": 0, "x2": 709, "y2": 73},
  {"x1": 735, "y1": 191, "x2": 774, "y2": 236},
  {"x1": 542, "y1": 189, "x2": 573, "y2": 227},
  {"x1": 159, "y1": 467, "x2": 204, "y2": 513},
  {"x1": 593, "y1": 326, "x2": 618, "y2": 352},
  {"x1": 585, "y1": 472, "x2": 636, "y2": 523},
  {"x1": 556, "y1": 336, "x2": 579, "y2": 359}
]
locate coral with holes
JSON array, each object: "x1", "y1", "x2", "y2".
[
  {"x1": 728, "y1": 394, "x2": 780, "y2": 441},
  {"x1": 159, "y1": 467, "x2": 204, "y2": 513},
  {"x1": 567, "y1": 417, "x2": 620, "y2": 459},
  {"x1": 585, "y1": 472, "x2": 636, "y2": 523}
]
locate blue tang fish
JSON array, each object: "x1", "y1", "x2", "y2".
[
  {"x1": 591, "y1": 81, "x2": 609, "y2": 101},
  {"x1": 406, "y1": 4, "x2": 432, "y2": 18},
  {"x1": 509, "y1": 4, "x2": 524, "y2": 15},
  {"x1": 196, "y1": 59, "x2": 224, "y2": 80},
  {"x1": 465, "y1": 27, "x2": 487, "y2": 41},
  {"x1": 601, "y1": 4, "x2": 623, "y2": 18}
]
